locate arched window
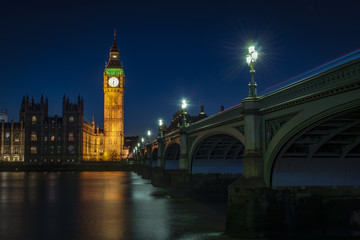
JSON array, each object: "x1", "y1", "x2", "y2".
[
  {"x1": 68, "y1": 145, "x2": 74, "y2": 154},
  {"x1": 32, "y1": 116, "x2": 37, "y2": 123},
  {"x1": 5, "y1": 132, "x2": 10, "y2": 142},
  {"x1": 31, "y1": 131, "x2": 37, "y2": 141},
  {"x1": 68, "y1": 132, "x2": 74, "y2": 141},
  {"x1": 69, "y1": 116, "x2": 74, "y2": 122},
  {"x1": 14, "y1": 133, "x2": 20, "y2": 142},
  {"x1": 30, "y1": 146, "x2": 37, "y2": 154}
]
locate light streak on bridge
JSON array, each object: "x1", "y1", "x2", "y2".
[{"x1": 261, "y1": 48, "x2": 360, "y2": 95}]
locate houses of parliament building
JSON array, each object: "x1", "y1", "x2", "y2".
[{"x1": 0, "y1": 33, "x2": 128, "y2": 163}]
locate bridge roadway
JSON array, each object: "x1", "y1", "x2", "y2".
[{"x1": 133, "y1": 57, "x2": 360, "y2": 238}]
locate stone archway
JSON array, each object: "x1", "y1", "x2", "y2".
[
  {"x1": 272, "y1": 107, "x2": 360, "y2": 186},
  {"x1": 191, "y1": 134, "x2": 244, "y2": 174},
  {"x1": 164, "y1": 143, "x2": 180, "y2": 169},
  {"x1": 151, "y1": 148, "x2": 158, "y2": 167}
]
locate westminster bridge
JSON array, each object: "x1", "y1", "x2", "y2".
[{"x1": 133, "y1": 55, "x2": 360, "y2": 238}]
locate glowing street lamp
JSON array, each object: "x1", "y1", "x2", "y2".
[
  {"x1": 181, "y1": 99, "x2": 187, "y2": 127},
  {"x1": 158, "y1": 119, "x2": 163, "y2": 138},
  {"x1": 181, "y1": 99, "x2": 187, "y2": 110},
  {"x1": 140, "y1": 139, "x2": 144, "y2": 151},
  {"x1": 246, "y1": 45, "x2": 258, "y2": 97},
  {"x1": 147, "y1": 130, "x2": 151, "y2": 144}
]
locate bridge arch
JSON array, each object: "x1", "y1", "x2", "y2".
[
  {"x1": 163, "y1": 142, "x2": 180, "y2": 169},
  {"x1": 266, "y1": 103, "x2": 360, "y2": 186},
  {"x1": 151, "y1": 147, "x2": 158, "y2": 167},
  {"x1": 189, "y1": 132, "x2": 245, "y2": 174}
]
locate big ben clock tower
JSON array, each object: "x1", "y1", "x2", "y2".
[{"x1": 103, "y1": 31, "x2": 125, "y2": 160}]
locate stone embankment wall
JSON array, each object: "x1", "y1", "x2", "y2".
[
  {"x1": 0, "y1": 161, "x2": 132, "y2": 171},
  {"x1": 227, "y1": 177, "x2": 360, "y2": 238},
  {"x1": 133, "y1": 165, "x2": 240, "y2": 201}
]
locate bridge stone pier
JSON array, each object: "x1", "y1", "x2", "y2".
[{"x1": 134, "y1": 57, "x2": 360, "y2": 238}]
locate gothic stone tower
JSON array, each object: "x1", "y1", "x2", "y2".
[{"x1": 103, "y1": 31, "x2": 125, "y2": 160}]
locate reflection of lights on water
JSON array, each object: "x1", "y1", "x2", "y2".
[
  {"x1": 79, "y1": 172, "x2": 127, "y2": 201},
  {"x1": 78, "y1": 172, "x2": 128, "y2": 239},
  {"x1": 0, "y1": 172, "x2": 228, "y2": 239},
  {"x1": 0, "y1": 172, "x2": 27, "y2": 203},
  {"x1": 1, "y1": 172, "x2": 9, "y2": 188},
  {"x1": 47, "y1": 173, "x2": 58, "y2": 202},
  {"x1": 129, "y1": 172, "x2": 170, "y2": 240}
]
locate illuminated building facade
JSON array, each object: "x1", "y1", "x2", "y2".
[
  {"x1": 0, "y1": 33, "x2": 127, "y2": 163},
  {"x1": 0, "y1": 121, "x2": 25, "y2": 161},
  {"x1": 103, "y1": 32, "x2": 125, "y2": 160},
  {"x1": 82, "y1": 119, "x2": 105, "y2": 161}
]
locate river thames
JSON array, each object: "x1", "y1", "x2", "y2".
[{"x1": 0, "y1": 171, "x2": 237, "y2": 240}]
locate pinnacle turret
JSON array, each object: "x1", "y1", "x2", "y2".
[
  {"x1": 110, "y1": 29, "x2": 119, "y2": 53},
  {"x1": 106, "y1": 29, "x2": 122, "y2": 69}
]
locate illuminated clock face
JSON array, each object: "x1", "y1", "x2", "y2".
[{"x1": 108, "y1": 77, "x2": 119, "y2": 87}]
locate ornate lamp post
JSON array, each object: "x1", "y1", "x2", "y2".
[
  {"x1": 156, "y1": 119, "x2": 164, "y2": 168},
  {"x1": 181, "y1": 99, "x2": 187, "y2": 127},
  {"x1": 158, "y1": 119, "x2": 163, "y2": 138},
  {"x1": 246, "y1": 45, "x2": 258, "y2": 98},
  {"x1": 179, "y1": 99, "x2": 189, "y2": 170},
  {"x1": 147, "y1": 130, "x2": 151, "y2": 144}
]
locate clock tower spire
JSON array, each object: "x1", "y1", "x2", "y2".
[{"x1": 103, "y1": 30, "x2": 125, "y2": 160}]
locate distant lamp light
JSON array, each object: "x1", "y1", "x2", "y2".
[
  {"x1": 158, "y1": 119, "x2": 164, "y2": 138},
  {"x1": 181, "y1": 99, "x2": 187, "y2": 110},
  {"x1": 141, "y1": 138, "x2": 144, "y2": 143},
  {"x1": 147, "y1": 130, "x2": 151, "y2": 136},
  {"x1": 137, "y1": 143, "x2": 140, "y2": 147},
  {"x1": 181, "y1": 99, "x2": 188, "y2": 127}
]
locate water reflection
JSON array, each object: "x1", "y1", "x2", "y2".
[
  {"x1": 77, "y1": 172, "x2": 129, "y2": 240},
  {"x1": 0, "y1": 171, "x2": 232, "y2": 240}
]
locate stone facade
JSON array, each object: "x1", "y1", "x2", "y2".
[
  {"x1": 103, "y1": 32, "x2": 125, "y2": 160},
  {"x1": 0, "y1": 121, "x2": 25, "y2": 161},
  {"x1": 19, "y1": 95, "x2": 84, "y2": 164},
  {"x1": 82, "y1": 121, "x2": 105, "y2": 161},
  {"x1": 0, "y1": 110, "x2": 8, "y2": 122}
]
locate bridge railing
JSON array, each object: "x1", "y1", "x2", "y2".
[
  {"x1": 260, "y1": 49, "x2": 360, "y2": 96},
  {"x1": 260, "y1": 57, "x2": 360, "y2": 109}
]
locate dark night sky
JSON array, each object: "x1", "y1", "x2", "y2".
[{"x1": 0, "y1": 0, "x2": 359, "y2": 138}]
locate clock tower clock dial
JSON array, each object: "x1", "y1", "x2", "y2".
[
  {"x1": 108, "y1": 77, "x2": 119, "y2": 87},
  {"x1": 103, "y1": 30, "x2": 125, "y2": 160}
]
